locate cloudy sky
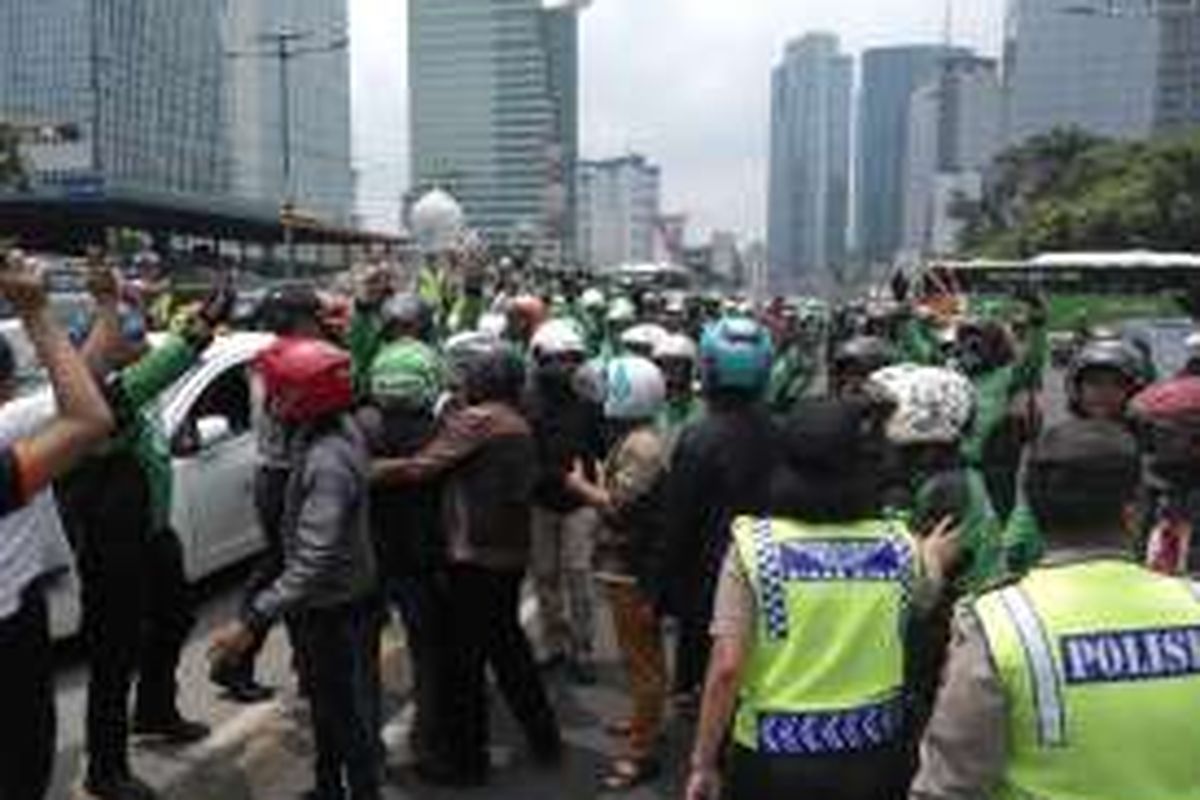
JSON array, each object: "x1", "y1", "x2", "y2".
[{"x1": 350, "y1": 0, "x2": 1005, "y2": 241}]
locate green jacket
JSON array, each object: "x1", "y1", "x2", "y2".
[
  {"x1": 1003, "y1": 498, "x2": 1044, "y2": 577},
  {"x1": 765, "y1": 343, "x2": 815, "y2": 414},
  {"x1": 912, "y1": 466, "x2": 1006, "y2": 594},
  {"x1": 348, "y1": 304, "x2": 386, "y2": 399},
  {"x1": 961, "y1": 322, "x2": 1047, "y2": 465},
  {"x1": 898, "y1": 315, "x2": 945, "y2": 366},
  {"x1": 109, "y1": 334, "x2": 204, "y2": 531}
]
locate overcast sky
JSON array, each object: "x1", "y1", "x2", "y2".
[{"x1": 350, "y1": 0, "x2": 1005, "y2": 241}]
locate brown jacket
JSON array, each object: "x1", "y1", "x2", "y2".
[{"x1": 374, "y1": 401, "x2": 535, "y2": 571}]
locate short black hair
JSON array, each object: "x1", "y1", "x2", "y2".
[
  {"x1": 770, "y1": 397, "x2": 890, "y2": 522},
  {"x1": 1025, "y1": 420, "x2": 1141, "y2": 540},
  {"x1": 258, "y1": 286, "x2": 321, "y2": 335}
]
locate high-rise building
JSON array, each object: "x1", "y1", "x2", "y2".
[
  {"x1": 902, "y1": 54, "x2": 1003, "y2": 258},
  {"x1": 1155, "y1": 1, "x2": 1200, "y2": 132},
  {"x1": 1005, "y1": 0, "x2": 1160, "y2": 144},
  {"x1": 576, "y1": 154, "x2": 660, "y2": 268},
  {"x1": 857, "y1": 45, "x2": 965, "y2": 267},
  {"x1": 767, "y1": 33, "x2": 852, "y2": 295},
  {"x1": 225, "y1": 0, "x2": 354, "y2": 225},
  {"x1": 709, "y1": 230, "x2": 743, "y2": 285},
  {"x1": 408, "y1": 0, "x2": 583, "y2": 258},
  {"x1": 1, "y1": 0, "x2": 229, "y2": 200},
  {"x1": 0, "y1": 0, "x2": 354, "y2": 225}
]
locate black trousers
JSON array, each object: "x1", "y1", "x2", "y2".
[
  {"x1": 226, "y1": 465, "x2": 290, "y2": 679},
  {"x1": 384, "y1": 572, "x2": 449, "y2": 762},
  {"x1": 292, "y1": 598, "x2": 381, "y2": 800},
  {"x1": 79, "y1": 528, "x2": 194, "y2": 785},
  {"x1": 672, "y1": 577, "x2": 714, "y2": 697},
  {"x1": 726, "y1": 743, "x2": 908, "y2": 800},
  {"x1": 0, "y1": 584, "x2": 55, "y2": 800},
  {"x1": 440, "y1": 564, "x2": 560, "y2": 775}
]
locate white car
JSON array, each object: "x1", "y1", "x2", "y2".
[{"x1": 47, "y1": 331, "x2": 277, "y2": 638}]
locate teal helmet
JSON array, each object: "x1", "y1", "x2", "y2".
[
  {"x1": 369, "y1": 340, "x2": 443, "y2": 411},
  {"x1": 698, "y1": 316, "x2": 774, "y2": 395}
]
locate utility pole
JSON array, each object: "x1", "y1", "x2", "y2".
[{"x1": 229, "y1": 29, "x2": 348, "y2": 277}]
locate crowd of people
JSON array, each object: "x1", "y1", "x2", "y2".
[{"x1": 0, "y1": 244, "x2": 1198, "y2": 800}]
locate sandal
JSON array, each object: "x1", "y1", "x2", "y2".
[{"x1": 600, "y1": 756, "x2": 660, "y2": 791}]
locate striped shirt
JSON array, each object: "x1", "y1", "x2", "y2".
[{"x1": 0, "y1": 389, "x2": 72, "y2": 620}]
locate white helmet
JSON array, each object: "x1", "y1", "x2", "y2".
[
  {"x1": 606, "y1": 297, "x2": 637, "y2": 326},
  {"x1": 1187, "y1": 330, "x2": 1200, "y2": 359},
  {"x1": 868, "y1": 363, "x2": 975, "y2": 445},
  {"x1": 604, "y1": 356, "x2": 666, "y2": 421},
  {"x1": 620, "y1": 323, "x2": 669, "y2": 357},
  {"x1": 477, "y1": 312, "x2": 508, "y2": 338},
  {"x1": 580, "y1": 287, "x2": 606, "y2": 311},
  {"x1": 653, "y1": 332, "x2": 698, "y2": 363},
  {"x1": 530, "y1": 318, "x2": 586, "y2": 359}
]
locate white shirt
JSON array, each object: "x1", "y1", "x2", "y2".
[{"x1": 0, "y1": 388, "x2": 73, "y2": 620}]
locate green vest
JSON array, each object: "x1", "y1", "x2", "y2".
[
  {"x1": 730, "y1": 516, "x2": 919, "y2": 755},
  {"x1": 974, "y1": 560, "x2": 1200, "y2": 800}
]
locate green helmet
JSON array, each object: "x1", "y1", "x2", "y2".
[{"x1": 369, "y1": 340, "x2": 443, "y2": 411}]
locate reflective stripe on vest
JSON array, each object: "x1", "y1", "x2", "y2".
[
  {"x1": 732, "y1": 516, "x2": 916, "y2": 755},
  {"x1": 975, "y1": 562, "x2": 1200, "y2": 800},
  {"x1": 753, "y1": 518, "x2": 790, "y2": 640},
  {"x1": 757, "y1": 695, "x2": 905, "y2": 755},
  {"x1": 995, "y1": 586, "x2": 1066, "y2": 747}
]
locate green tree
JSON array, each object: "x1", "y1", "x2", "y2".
[{"x1": 958, "y1": 129, "x2": 1200, "y2": 257}]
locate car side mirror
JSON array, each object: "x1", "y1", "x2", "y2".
[{"x1": 195, "y1": 415, "x2": 233, "y2": 450}]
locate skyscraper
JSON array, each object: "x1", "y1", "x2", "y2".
[
  {"x1": 576, "y1": 154, "x2": 660, "y2": 268},
  {"x1": 767, "y1": 33, "x2": 852, "y2": 295},
  {"x1": 408, "y1": 0, "x2": 583, "y2": 258},
  {"x1": 857, "y1": 45, "x2": 965, "y2": 267},
  {"x1": 1005, "y1": 0, "x2": 1159, "y2": 144},
  {"x1": 225, "y1": 0, "x2": 354, "y2": 225},
  {"x1": 1, "y1": 0, "x2": 229, "y2": 199},
  {"x1": 902, "y1": 54, "x2": 1003, "y2": 257},
  {"x1": 0, "y1": 0, "x2": 354, "y2": 225},
  {"x1": 1155, "y1": 1, "x2": 1200, "y2": 132}
]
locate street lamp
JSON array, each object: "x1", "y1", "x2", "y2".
[{"x1": 228, "y1": 30, "x2": 349, "y2": 277}]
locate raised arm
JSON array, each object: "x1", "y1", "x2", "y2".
[{"x1": 0, "y1": 251, "x2": 113, "y2": 504}]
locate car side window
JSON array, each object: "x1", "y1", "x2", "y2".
[{"x1": 173, "y1": 365, "x2": 253, "y2": 455}]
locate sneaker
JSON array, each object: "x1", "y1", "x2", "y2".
[
  {"x1": 210, "y1": 663, "x2": 276, "y2": 704},
  {"x1": 132, "y1": 715, "x2": 211, "y2": 746},
  {"x1": 83, "y1": 774, "x2": 159, "y2": 800}
]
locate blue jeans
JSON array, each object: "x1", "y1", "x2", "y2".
[{"x1": 293, "y1": 597, "x2": 381, "y2": 800}]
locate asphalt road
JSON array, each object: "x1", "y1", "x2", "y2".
[
  {"x1": 50, "y1": 565, "x2": 688, "y2": 800},
  {"x1": 49, "y1": 369, "x2": 1072, "y2": 800}
]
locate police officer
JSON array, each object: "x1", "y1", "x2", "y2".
[
  {"x1": 684, "y1": 397, "x2": 960, "y2": 800},
  {"x1": 911, "y1": 419, "x2": 1200, "y2": 799}
]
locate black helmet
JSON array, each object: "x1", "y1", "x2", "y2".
[
  {"x1": 381, "y1": 293, "x2": 434, "y2": 342},
  {"x1": 832, "y1": 336, "x2": 893, "y2": 376},
  {"x1": 1066, "y1": 338, "x2": 1148, "y2": 413},
  {"x1": 257, "y1": 285, "x2": 321, "y2": 335},
  {"x1": 444, "y1": 332, "x2": 525, "y2": 404}
]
